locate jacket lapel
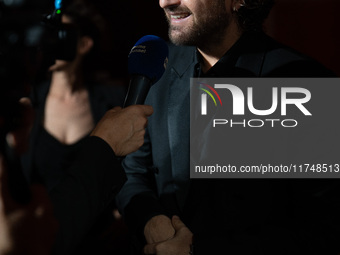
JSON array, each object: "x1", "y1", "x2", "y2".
[{"x1": 167, "y1": 45, "x2": 196, "y2": 209}]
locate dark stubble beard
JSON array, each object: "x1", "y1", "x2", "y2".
[{"x1": 166, "y1": 0, "x2": 231, "y2": 49}]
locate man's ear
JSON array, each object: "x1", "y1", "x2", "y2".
[{"x1": 78, "y1": 36, "x2": 94, "y2": 55}]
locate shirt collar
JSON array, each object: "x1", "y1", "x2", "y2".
[{"x1": 194, "y1": 32, "x2": 260, "y2": 77}]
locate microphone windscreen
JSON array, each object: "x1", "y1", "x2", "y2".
[{"x1": 128, "y1": 35, "x2": 169, "y2": 83}]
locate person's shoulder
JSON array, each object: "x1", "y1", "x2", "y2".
[{"x1": 259, "y1": 33, "x2": 336, "y2": 77}]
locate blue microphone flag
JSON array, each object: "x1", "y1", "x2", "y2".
[{"x1": 128, "y1": 35, "x2": 169, "y2": 84}]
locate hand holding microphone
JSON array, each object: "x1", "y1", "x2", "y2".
[
  {"x1": 93, "y1": 35, "x2": 168, "y2": 155},
  {"x1": 91, "y1": 105, "x2": 153, "y2": 156}
]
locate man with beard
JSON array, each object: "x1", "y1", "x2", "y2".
[{"x1": 116, "y1": 0, "x2": 339, "y2": 254}]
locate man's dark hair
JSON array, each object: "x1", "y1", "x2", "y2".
[{"x1": 237, "y1": 0, "x2": 275, "y2": 32}]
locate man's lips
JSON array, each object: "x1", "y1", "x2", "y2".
[
  {"x1": 169, "y1": 13, "x2": 191, "y2": 20},
  {"x1": 167, "y1": 11, "x2": 191, "y2": 23}
]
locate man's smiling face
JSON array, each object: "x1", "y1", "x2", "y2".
[{"x1": 160, "y1": 0, "x2": 233, "y2": 46}]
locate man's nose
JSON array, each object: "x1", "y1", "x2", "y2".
[{"x1": 159, "y1": 0, "x2": 181, "y2": 9}]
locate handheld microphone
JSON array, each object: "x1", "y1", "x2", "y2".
[{"x1": 123, "y1": 35, "x2": 169, "y2": 107}]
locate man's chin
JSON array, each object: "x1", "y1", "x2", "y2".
[{"x1": 169, "y1": 31, "x2": 195, "y2": 46}]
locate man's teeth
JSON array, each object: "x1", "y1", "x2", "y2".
[{"x1": 171, "y1": 14, "x2": 189, "y2": 19}]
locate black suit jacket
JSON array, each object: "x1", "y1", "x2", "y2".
[{"x1": 117, "y1": 32, "x2": 340, "y2": 254}]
